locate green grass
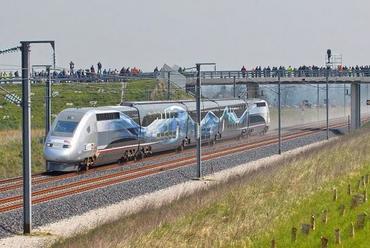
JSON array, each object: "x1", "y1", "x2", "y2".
[
  {"x1": 0, "y1": 130, "x2": 45, "y2": 178},
  {"x1": 254, "y1": 168, "x2": 370, "y2": 247},
  {"x1": 51, "y1": 127, "x2": 370, "y2": 248},
  {"x1": 0, "y1": 79, "x2": 192, "y2": 178},
  {"x1": 0, "y1": 80, "x2": 158, "y2": 130}
]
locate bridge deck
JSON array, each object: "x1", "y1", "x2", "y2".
[{"x1": 186, "y1": 76, "x2": 370, "y2": 85}]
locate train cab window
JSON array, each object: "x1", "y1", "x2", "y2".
[
  {"x1": 53, "y1": 121, "x2": 79, "y2": 136},
  {"x1": 249, "y1": 115, "x2": 265, "y2": 125},
  {"x1": 256, "y1": 102, "x2": 266, "y2": 107}
]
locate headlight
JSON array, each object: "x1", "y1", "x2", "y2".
[
  {"x1": 63, "y1": 144, "x2": 70, "y2": 149},
  {"x1": 46, "y1": 143, "x2": 53, "y2": 147}
]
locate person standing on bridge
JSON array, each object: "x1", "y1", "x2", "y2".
[
  {"x1": 287, "y1": 66, "x2": 293, "y2": 77},
  {"x1": 69, "y1": 61, "x2": 75, "y2": 75},
  {"x1": 241, "y1": 66, "x2": 246, "y2": 78},
  {"x1": 154, "y1": 66, "x2": 159, "y2": 77},
  {"x1": 97, "y1": 62, "x2": 102, "y2": 74}
]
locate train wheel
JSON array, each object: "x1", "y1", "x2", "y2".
[
  {"x1": 77, "y1": 163, "x2": 84, "y2": 173},
  {"x1": 86, "y1": 158, "x2": 92, "y2": 171},
  {"x1": 135, "y1": 151, "x2": 143, "y2": 160},
  {"x1": 177, "y1": 141, "x2": 185, "y2": 152},
  {"x1": 118, "y1": 157, "x2": 125, "y2": 164},
  {"x1": 259, "y1": 127, "x2": 267, "y2": 136}
]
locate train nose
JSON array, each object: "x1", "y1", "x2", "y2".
[{"x1": 44, "y1": 138, "x2": 75, "y2": 162}]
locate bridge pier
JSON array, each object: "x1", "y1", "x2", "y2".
[
  {"x1": 246, "y1": 83, "x2": 259, "y2": 98},
  {"x1": 351, "y1": 82, "x2": 361, "y2": 129}
]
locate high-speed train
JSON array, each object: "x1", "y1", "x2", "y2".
[{"x1": 44, "y1": 99, "x2": 270, "y2": 172}]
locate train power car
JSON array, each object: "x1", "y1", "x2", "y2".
[{"x1": 44, "y1": 99, "x2": 270, "y2": 172}]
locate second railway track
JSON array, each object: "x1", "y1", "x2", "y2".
[
  {"x1": 0, "y1": 120, "x2": 347, "y2": 213},
  {"x1": 0, "y1": 116, "x2": 354, "y2": 193}
]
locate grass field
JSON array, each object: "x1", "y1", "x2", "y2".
[
  {"x1": 51, "y1": 127, "x2": 370, "y2": 248},
  {"x1": 0, "y1": 80, "x2": 160, "y2": 130},
  {"x1": 0, "y1": 79, "x2": 190, "y2": 178}
]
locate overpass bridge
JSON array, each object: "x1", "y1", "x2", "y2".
[
  {"x1": 185, "y1": 68, "x2": 370, "y2": 130},
  {"x1": 185, "y1": 69, "x2": 370, "y2": 85},
  {"x1": 1, "y1": 68, "x2": 370, "y2": 130}
]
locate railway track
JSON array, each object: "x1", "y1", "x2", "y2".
[
  {"x1": 0, "y1": 116, "x2": 350, "y2": 193},
  {"x1": 0, "y1": 120, "x2": 348, "y2": 213}
]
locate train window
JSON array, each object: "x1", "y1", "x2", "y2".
[
  {"x1": 123, "y1": 111, "x2": 140, "y2": 124},
  {"x1": 249, "y1": 115, "x2": 265, "y2": 124},
  {"x1": 201, "y1": 110, "x2": 208, "y2": 120},
  {"x1": 96, "y1": 112, "x2": 120, "y2": 121},
  {"x1": 237, "y1": 105, "x2": 246, "y2": 117},
  {"x1": 202, "y1": 107, "x2": 220, "y2": 119},
  {"x1": 256, "y1": 102, "x2": 266, "y2": 107},
  {"x1": 54, "y1": 121, "x2": 78, "y2": 134},
  {"x1": 229, "y1": 104, "x2": 245, "y2": 117},
  {"x1": 211, "y1": 109, "x2": 222, "y2": 118},
  {"x1": 188, "y1": 111, "x2": 197, "y2": 121},
  {"x1": 142, "y1": 113, "x2": 161, "y2": 126}
]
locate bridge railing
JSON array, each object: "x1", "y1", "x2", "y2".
[
  {"x1": 0, "y1": 72, "x2": 156, "y2": 84},
  {"x1": 183, "y1": 68, "x2": 370, "y2": 79}
]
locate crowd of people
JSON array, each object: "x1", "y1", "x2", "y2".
[
  {"x1": 0, "y1": 61, "x2": 144, "y2": 81},
  {"x1": 0, "y1": 71, "x2": 19, "y2": 79},
  {"x1": 240, "y1": 65, "x2": 370, "y2": 78},
  {"x1": 65, "y1": 61, "x2": 143, "y2": 79},
  {"x1": 2, "y1": 63, "x2": 370, "y2": 81}
]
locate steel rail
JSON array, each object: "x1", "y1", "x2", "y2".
[
  {"x1": 0, "y1": 116, "x2": 351, "y2": 192},
  {"x1": 0, "y1": 115, "x2": 364, "y2": 193},
  {"x1": 0, "y1": 121, "x2": 348, "y2": 213}
]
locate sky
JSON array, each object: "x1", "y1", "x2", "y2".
[{"x1": 0, "y1": 0, "x2": 369, "y2": 72}]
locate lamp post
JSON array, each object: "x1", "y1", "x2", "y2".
[
  {"x1": 195, "y1": 63, "x2": 216, "y2": 179},
  {"x1": 326, "y1": 68, "x2": 329, "y2": 140},
  {"x1": 325, "y1": 49, "x2": 331, "y2": 140},
  {"x1": 32, "y1": 64, "x2": 52, "y2": 138},
  {"x1": 278, "y1": 73, "x2": 282, "y2": 154},
  {"x1": 20, "y1": 40, "x2": 55, "y2": 234},
  {"x1": 20, "y1": 42, "x2": 32, "y2": 234},
  {"x1": 167, "y1": 71, "x2": 171, "y2": 100}
]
